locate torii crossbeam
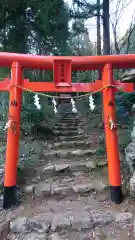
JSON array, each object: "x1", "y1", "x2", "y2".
[{"x1": 0, "y1": 52, "x2": 134, "y2": 209}]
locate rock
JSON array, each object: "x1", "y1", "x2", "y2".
[
  {"x1": 42, "y1": 165, "x2": 54, "y2": 175},
  {"x1": 55, "y1": 130, "x2": 78, "y2": 136},
  {"x1": 122, "y1": 69, "x2": 135, "y2": 82},
  {"x1": 34, "y1": 212, "x2": 54, "y2": 226},
  {"x1": 23, "y1": 185, "x2": 36, "y2": 195},
  {"x1": 97, "y1": 161, "x2": 107, "y2": 167},
  {"x1": 10, "y1": 217, "x2": 30, "y2": 233},
  {"x1": 72, "y1": 183, "x2": 93, "y2": 193},
  {"x1": 115, "y1": 212, "x2": 133, "y2": 223},
  {"x1": 55, "y1": 164, "x2": 69, "y2": 172},
  {"x1": 71, "y1": 211, "x2": 93, "y2": 230},
  {"x1": 132, "y1": 104, "x2": 135, "y2": 113},
  {"x1": 125, "y1": 142, "x2": 135, "y2": 173},
  {"x1": 51, "y1": 212, "x2": 71, "y2": 231},
  {"x1": 72, "y1": 149, "x2": 96, "y2": 156},
  {"x1": 45, "y1": 149, "x2": 96, "y2": 158},
  {"x1": 6, "y1": 206, "x2": 25, "y2": 222},
  {"x1": 59, "y1": 136, "x2": 66, "y2": 141},
  {"x1": 10, "y1": 215, "x2": 51, "y2": 235},
  {"x1": 31, "y1": 176, "x2": 41, "y2": 183},
  {"x1": 29, "y1": 218, "x2": 50, "y2": 233},
  {"x1": 93, "y1": 226, "x2": 106, "y2": 239},
  {"x1": 51, "y1": 211, "x2": 93, "y2": 231},
  {"x1": 72, "y1": 172, "x2": 83, "y2": 177},
  {"x1": 48, "y1": 233, "x2": 61, "y2": 240},
  {"x1": 70, "y1": 163, "x2": 86, "y2": 172},
  {"x1": 48, "y1": 144, "x2": 53, "y2": 149},
  {"x1": 130, "y1": 172, "x2": 135, "y2": 195},
  {"x1": 0, "y1": 221, "x2": 9, "y2": 240},
  {"x1": 35, "y1": 182, "x2": 51, "y2": 197},
  {"x1": 85, "y1": 161, "x2": 96, "y2": 169},
  {"x1": 78, "y1": 128, "x2": 84, "y2": 134},
  {"x1": 23, "y1": 233, "x2": 47, "y2": 240},
  {"x1": 53, "y1": 186, "x2": 72, "y2": 196},
  {"x1": 92, "y1": 180, "x2": 109, "y2": 192},
  {"x1": 131, "y1": 125, "x2": 135, "y2": 141},
  {"x1": 61, "y1": 176, "x2": 73, "y2": 183},
  {"x1": 92, "y1": 212, "x2": 114, "y2": 226}
]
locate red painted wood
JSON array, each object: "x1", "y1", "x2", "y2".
[
  {"x1": 53, "y1": 59, "x2": 72, "y2": 86},
  {"x1": 0, "y1": 52, "x2": 135, "y2": 70},
  {"x1": 0, "y1": 78, "x2": 133, "y2": 93},
  {"x1": 102, "y1": 64, "x2": 121, "y2": 186}
]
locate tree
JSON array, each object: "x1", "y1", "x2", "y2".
[
  {"x1": 0, "y1": 0, "x2": 69, "y2": 55},
  {"x1": 68, "y1": 21, "x2": 97, "y2": 83},
  {"x1": 97, "y1": 0, "x2": 101, "y2": 56},
  {"x1": 70, "y1": 0, "x2": 98, "y2": 19},
  {"x1": 103, "y1": 0, "x2": 110, "y2": 55},
  {"x1": 110, "y1": 0, "x2": 135, "y2": 54},
  {"x1": 70, "y1": 0, "x2": 110, "y2": 55},
  {"x1": 0, "y1": 0, "x2": 70, "y2": 122},
  {"x1": 97, "y1": 0, "x2": 102, "y2": 79}
]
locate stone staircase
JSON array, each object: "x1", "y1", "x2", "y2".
[
  {"x1": 22, "y1": 112, "x2": 108, "y2": 198},
  {"x1": 3, "y1": 111, "x2": 135, "y2": 239}
]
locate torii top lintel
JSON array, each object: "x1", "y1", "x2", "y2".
[{"x1": 1, "y1": 52, "x2": 135, "y2": 70}]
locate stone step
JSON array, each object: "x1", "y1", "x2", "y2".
[
  {"x1": 56, "y1": 119, "x2": 79, "y2": 122},
  {"x1": 31, "y1": 156, "x2": 107, "y2": 173},
  {"x1": 57, "y1": 114, "x2": 77, "y2": 116},
  {"x1": 57, "y1": 134, "x2": 88, "y2": 141},
  {"x1": 56, "y1": 117, "x2": 78, "y2": 121},
  {"x1": 55, "y1": 130, "x2": 80, "y2": 136},
  {"x1": 43, "y1": 148, "x2": 96, "y2": 158},
  {"x1": 50, "y1": 140, "x2": 93, "y2": 149},
  {"x1": 56, "y1": 113, "x2": 78, "y2": 116},
  {"x1": 54, "y1": 125, "x2": 78, "y2": 130},
  {"x1": 54, "y1": 121, "x2": 86, "y2": 126},
  {"x1": 23, "y1": 171, "x2": 109, "y2": 198},
  {"x1": 56, "y1": 120, "x2": 79, "y2": 124},
  {"x1": 55, "y1": 120, "x2": 88, "y2": 125},
  {"x1": 56, "y1": 120, "x2": 80, "y2": 125},
  {"x1": 40, "y1": 160, "x2": 107, "y2": 178},
  {"x1": 56, "y1": 119, "x2": 79, "y2": 123},
  {"x1": 57, "y1": 117, "x2": 79, "y2": 119},
  {"x1": 56, "y1": 116, "x2": 79, "y2": 120},
  {"x1": 8, "y1": 197, "x2": 132, "y2": 240}
]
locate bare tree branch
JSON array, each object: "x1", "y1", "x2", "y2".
[
  {"x1": 110, "y1": 0, "x2": 135, "y2": 54},
  {"x1": 70, "y1": 0, "x2": 102, "y2": 19}
]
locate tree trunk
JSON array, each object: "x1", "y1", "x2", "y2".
[
  {"x1": 102, "y1": 0, "x2": 110, "y2": 125},
  {"x1": 97, "y1": 0, "x2": 101, "y2": 56},
  {"x1": 97, "y1": 0, "x2": 101, "y2": 79},
  {"x1": 103, "y1": 0, "x2": 110, "y2": 55}
]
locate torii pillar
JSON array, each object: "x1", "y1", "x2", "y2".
[
  {"x1": 102, "y1": 64, "x2": 122, "y2": 204},
  {"x1": 3, "y1": 62, "x2": 22, "y2": 209}
]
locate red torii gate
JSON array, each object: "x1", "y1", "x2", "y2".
[{"x1": 0, "y1": 52, "x2": 134, "y2": 209}]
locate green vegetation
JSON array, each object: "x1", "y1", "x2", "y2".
[
  {"x1": 0, "y1": 0, "x2": 134, "y2": 126},
  {"x1": 96, "y1": 146, "x2": 106, "y2": 157}
]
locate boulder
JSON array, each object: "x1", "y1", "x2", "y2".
[{"x1": 125, "y1": 142, "x2": 135, "y2": 173}]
